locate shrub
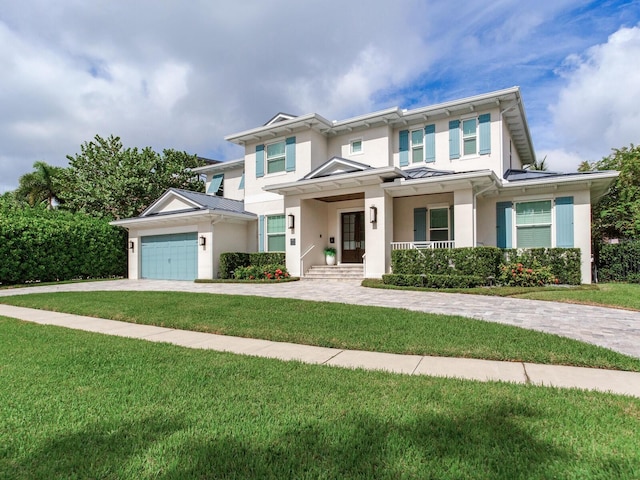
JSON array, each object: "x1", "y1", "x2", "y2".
[
  {"x1": 503, "y1": 248, "x2": 581, "y2": 285},
  {"x1": 597, "y1": 241, "x2": 640, "y2": 283},
  {"x1": 0, "y1": 207, "x2": 127, "y2": 285},
  {"x1": 381, "y1": 274, "x2": 424, "y2": 287},
  {"x1": 423, "y1": 274, "x2": 485, "y2": 288},
  {"x1": 498, "y1": 261, "x2": 557, "y2": 287},
  {"x1": 234, "y1": 264, "x2": 289, "y2": 281},
  {"x1": 218, "y1": 253, "x2": 250, "y2": 279},
  {"x1": 391, "y1": 247, "x2": 502, "y2": 280}
]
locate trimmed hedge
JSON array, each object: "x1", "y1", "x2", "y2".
[
  {"x1": 0, "y1": 209, "x2": 127, "y2": 285},
  {"x1": 233, "y1": 264, "x2": 289, "y2": 280},
  {"x1": 219, "y1": 252, "x2": 286, "y2": 279},
  {"x1": 388, "y1": 246, "x2": 581, "y2": 287},
  {"x1": 597, "y1": 241, "x2": 640, "y2": 283},
  {"x1": 382, "y1": 274, "x2": 485, "y2": 288}
]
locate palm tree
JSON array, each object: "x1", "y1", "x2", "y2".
[
  {"x1": 524, "y1": 155, "x2": 548, "y2": 171},
  {"x1": 15, "y1": 161, "x2": 65, "y2": 208}
]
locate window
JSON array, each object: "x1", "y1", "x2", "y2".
[
  {"x1": 207, "y1": 174, "x2": 223, "y2": 196},
  {"x1": 516, "y1": 200, "x2": 551, "y2": 248},
  {"x1": 266, "y1": 215, "x2": 286, "y2": 251},
  {"x1": 462, "y1": 118, "x2": 477, "y2": 156},
  {"x1": 266, "y1": 141, "x2": 286, "y2": 174},
  {"x1": 429, "y1": 208, "x2": 449, "y2": 241},
  {"x1": 411, "y1": 129, "x2": 424, "y2": 163},
  {"x1": 350, "y1": 139, "x2": 362, "y2": 154}
]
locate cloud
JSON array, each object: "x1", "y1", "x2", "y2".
[{"x1": 546, "y1": 25, "x2": 640, "y2": 170}]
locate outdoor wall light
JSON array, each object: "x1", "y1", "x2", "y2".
[
  {"x1": 199, "y1": 236, "x2": 206, "y2": 246},
  {"x1": 128, "y1": 241, "x2": 134, "y2": 252},
  {"x1": 288, "y1": 213, "x2": 295, "y2": 230},
  {"x1": 369, "y1": 206, "x2": 378, "y2": 224}
]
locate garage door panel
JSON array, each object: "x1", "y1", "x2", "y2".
[{"x1": 141, "y1": 233, "x2": 198, "y2": 281}]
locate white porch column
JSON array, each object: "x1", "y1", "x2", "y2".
[
  {"x1": 364, "y1": 188, "x2": 392, "y2": 278},
  {"x1": 454, "y1": 188, "x2": 474, "y2": 247}
]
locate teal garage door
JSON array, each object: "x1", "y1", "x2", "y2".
[{"x1": 140, "y1": 233, "x2": 198, "y2": 281}]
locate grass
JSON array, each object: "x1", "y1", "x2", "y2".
[
  {"x1": 2, "y1": 290, "x2": 640, "y2": 372},
  {"x1": 1, "y1": 317, "x2": 639, "y2": 479},
  {"x1": 363, "y1": 279, "x2": 640, "y2": 311},
  {"x1": 0, "y1": 277, "x2": 122, "y2": 290}
]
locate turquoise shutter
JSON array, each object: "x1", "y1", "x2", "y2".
[
  {"x1": 555, "y1": 197, "x2": 574, "y2": 247},
  {"x1": 207, "y1": 174, "x2": 223, "y2": 195},
  {"x1": 425, "y1": 124, "x2": 435, "y2": 163},
  {"x1": 449, "y1": 120, "x2": 460, "y2": 159},
  {"x1": 413, "y1": 207, "x2": 427, "y2": 242},
  {"x1": 238, "y1": 173, "x2": 245, "y2": 190},
  {"x1": 399, "y1": 130, "x2": 409, "y2": 167},
  {"x1": 479, "y1": 113, "x2": 491, "y2": 155},
  {"x1": 449, "y1": 205, "x2": 455, "y2": 241},
  {"x1": 285, "y1": 136, "x2": 296, "y2": 172},
  {"x1": 256, "y1": 144, "x2": 265, "y2": 178},
  {"x1": 258, "y1": 215, "x2": 265, "y2": 252},
  {"x1": 496, "y1": 201, "x2": 513, "y2": 248}
]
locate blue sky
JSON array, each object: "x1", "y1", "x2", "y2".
[{"x1": 1, "y1": 0, "x2": 639, "y2": 193}]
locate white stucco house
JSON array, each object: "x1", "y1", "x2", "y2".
[{"x1": 112, "y1": 87, "x2": 617, "y2": 283}]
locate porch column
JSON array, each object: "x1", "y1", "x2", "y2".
[
  {"x1": 364, "y1": 189, "x2": 392, "y2": 278},
  {"x1": 454, "y1": 188, "x2": 473, "y2": 247},
  {"x1": 284, "y1": 197, "x2": 301, "y2": 276}
]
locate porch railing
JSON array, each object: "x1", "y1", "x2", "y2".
[
  {"x1": 300, "y1": 244, "x2": 315, "y2": 277},
  {"x1": 390, "y1": 241, "x2": 456, "y2": 250}
]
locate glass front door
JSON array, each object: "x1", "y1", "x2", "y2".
[{"x1": 341, "y1": 212, "x2": 365, "y2": 263}]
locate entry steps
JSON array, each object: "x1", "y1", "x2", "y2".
[{"x1": 303, "y1": 264, "x2": 364, "y2": 280}]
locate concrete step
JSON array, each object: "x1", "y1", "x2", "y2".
[{"x1": 304, "y1": 264, "x2": 364, "y2": 279}]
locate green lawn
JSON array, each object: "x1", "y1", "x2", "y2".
[
  {"x1": 2, "y1": 291, "x2": 640, "y2": 372},
  {"x1": 363, "y1": 279, "x2": 640, "y2": 311},
  {"x1": 1, "y1": 317, "x2": 639, "y2": 479}
]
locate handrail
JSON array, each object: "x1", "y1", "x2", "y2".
[
  {"x1": 300, "y1": 244, "x2": 315, "y2": 278},
  {"x1": 362, "y1": 252, "x2": 366, "y2": 278}
]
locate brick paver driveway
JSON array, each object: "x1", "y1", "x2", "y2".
[{"x1": 1, "y1": 279, "x2": 638, "y2": 358}]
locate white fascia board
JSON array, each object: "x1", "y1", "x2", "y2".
[
  {"x1": 139, "y1": 189, "x2": 202, "y2": 217},
  {"x1": 264, "y1": 166, "x2": 403, "y2": 194},
  {"x1": 500, "y1": 171, "x2": 619, "y2": 190},
  {"x1": 225, "y1": 113, "x2": 333, "y2": 144},
  {"x1": 383, "y1": 170, "x2": 498, "y2": 190},
  {"x1": 191, "y1": 158, "x2": 244, "y2": 173},
  {"x1": 110, "y1": 209, "x2": 255, "y2": 228}
]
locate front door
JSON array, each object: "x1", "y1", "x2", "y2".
[{"x1": 341, "y1": 212, "x2": 365, "y2": 263}]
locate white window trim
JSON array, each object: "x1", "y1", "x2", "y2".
[
  {"x1": 265, "y1": 139, "x2": 286, "y2": 175},
  {"x1": 428, "y1": 205, "x2": 450, "y2": 241},
  {"x1": 410, "y1": 128, "x2": 425, "y2": 163},
  {"x1": 512, "y1": 198, "x2": 556, "y2": 248},
  {"x1": 266, "y1": 213, "x2": 286, "y2": 252},
  {"x1": 460, "y1": 116, "x2": 478, "y2": 158},
  {"x1": 350, "y1": 138, "x2": 363, "y2": 155}
]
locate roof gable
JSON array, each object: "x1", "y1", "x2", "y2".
[
  {"x1": 140, "y1": 188, "x2": 253, "y2": 218},
  {"x1": 264, "y1": 112, "x2": 297, "y2": 126},
  {"x1": 303, "y1": 156, "x2": 372, "y2": 180}
]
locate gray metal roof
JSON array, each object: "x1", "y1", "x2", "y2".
[
  {"x1": 503, "y1": 169, "x2": 607, "y2": 182},
  {"x1": 143, "y1": 188, "x2": 254, "y2": 217},
  {"x1": 404, "y1": 167, "x2": 455, "y2": 179}
]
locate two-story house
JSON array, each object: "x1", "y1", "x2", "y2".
[{"x1": 112, "y1": 87, "x2": 617, "y2": 283}]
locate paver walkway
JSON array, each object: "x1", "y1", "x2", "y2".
[{"x1": 1, "y1": 279, "x2": 638, "y2": 358}]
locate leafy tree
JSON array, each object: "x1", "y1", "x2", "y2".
[
  {"x1": 591, "y1": 144, "x2": 640, "y2": 240},
  {"x1": 15, "y1": 161, "x2": 65, "y2": 208},
  {"x1": 60, "y1": 135, "x2": 206, "y2": 219},
  {"x1": 577, "y1": 160, "x2": 593, "y2": 172}
]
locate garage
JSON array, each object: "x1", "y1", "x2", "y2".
[{"x1": 140, "y1": 232, "x2": 198, "y2": 281}]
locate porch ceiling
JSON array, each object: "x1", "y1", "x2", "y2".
[{"x1": 315, "y1": 192, "x2": 364, "y2": 203}]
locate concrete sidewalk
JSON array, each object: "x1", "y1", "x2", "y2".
[{"x1": 2, "y1": 303, "x2": 639, "y2": 398}]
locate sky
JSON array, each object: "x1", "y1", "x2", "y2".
[{"x1": 1, "y1": 0, "x2": 640, "y2": 193}]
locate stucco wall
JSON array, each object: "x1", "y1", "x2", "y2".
[
  {"x1": 327, "y1": 124, "x2": 393, "y2": 168},
  {"x1": 392, "y1": 193, "x2": 454, "y2": 242}
]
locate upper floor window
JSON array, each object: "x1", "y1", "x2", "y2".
[
  {"x1": 399, "y1": 125, "x2": 435, "y2": 167},
  {"x1": 350, "y1": 139, "x2": 363, "y2": 154},
  {"x1": 256, "y1": 136, "x2": 296, "y2": 178},
  {"x1": 449, "y1": 113, "x2": 491, "y2": 160},
  {"x1": 462, "y1": 119, "x2": 477, "y2": 156},
  {"x1": 266, "y1": 141, "x2": 286, "y2": 174},
  {"x1": 411, "y1": 129, "x2": 424, "y2": 163},
  {"x1": 207, "y1": 174, "x2": 224, "y2": 196}
]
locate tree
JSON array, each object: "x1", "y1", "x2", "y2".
[
  {"x1": 523, "y1": 155, "x2": 548, "y2": 171},
  {"x1": 59, "y1": 135, "x2": 206, "y2": 220},
  {"x1": 577, "y1": 160, "x2": 594, "y2": 172},
  {"x1": 15, "y1": 161, "x2": 65, "y2": 208},
  {"x1": 591, "y1": 144, "x2": 640, "y2": 241}
]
